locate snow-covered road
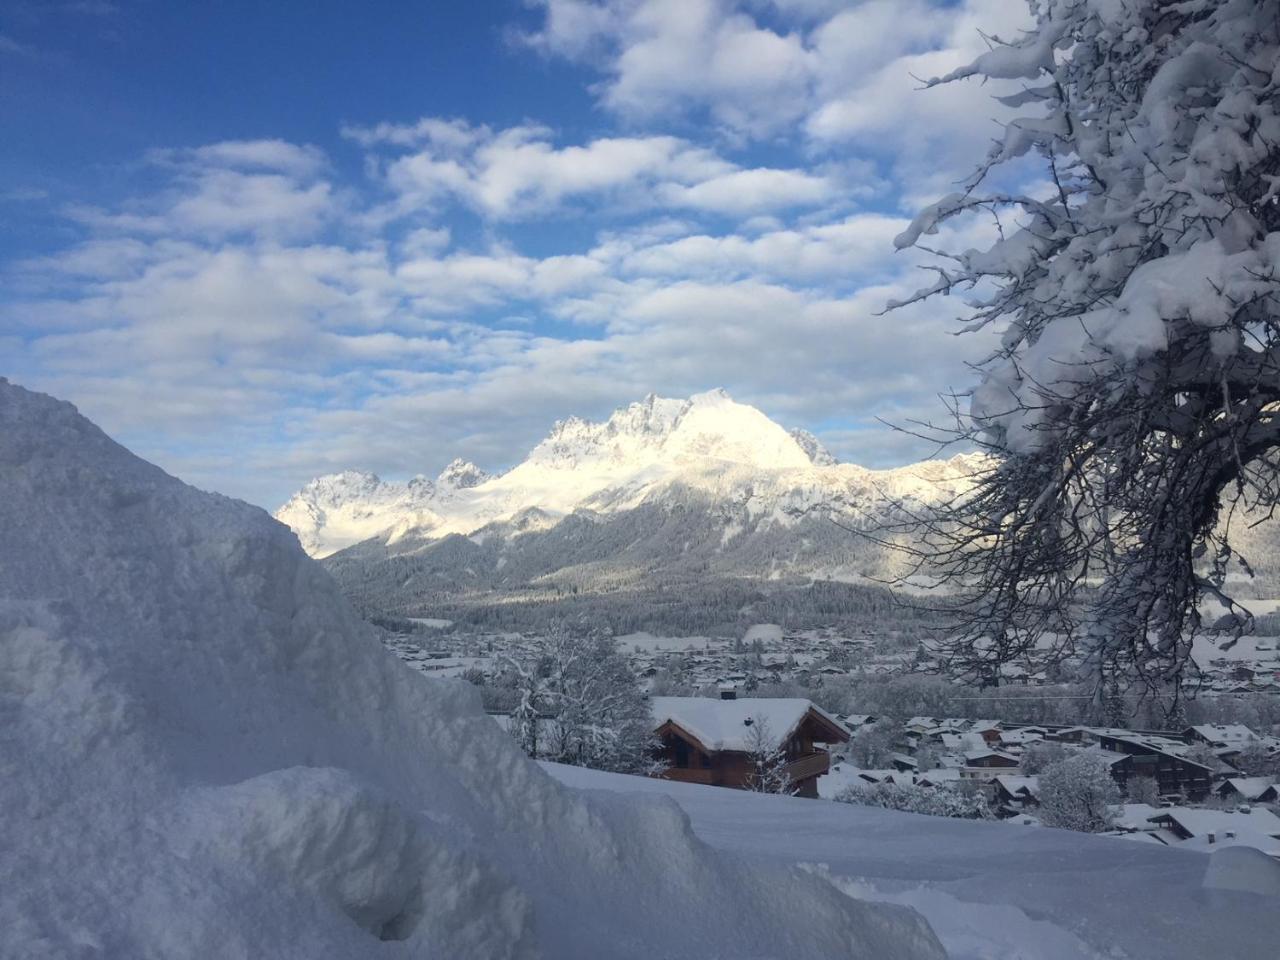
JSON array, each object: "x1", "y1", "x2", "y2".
[{"x1": 546, "y1": 763, "x2": 1278, "y2": 960}]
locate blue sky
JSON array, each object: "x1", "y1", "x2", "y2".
[{"x1": 2, "y1": 0, "x2": 1032, "y2": 507}]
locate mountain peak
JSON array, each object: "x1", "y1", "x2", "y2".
[
  {"x1": 274, "y1": 389, "x2": 978, "y2": 558},
  {"x1": 437, "y1": 458, "x2": 489, "y2": 489},
  {"x1": 790, "y1": 428, "x2": 838, "y2": 466}
]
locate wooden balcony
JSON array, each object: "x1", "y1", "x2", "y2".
[{"x1": 782, "y1": 751, "x2": 830, "y2": 783}]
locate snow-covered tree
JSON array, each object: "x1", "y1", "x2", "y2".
[
  {"x1": 507, "y1": 622, "x2": 663, "y2": 775},
  {"x1": 1183, "y1": 740, "x2": 1222, "y2": 771},
  {"x1": 1125, "y1": 773, "x2": 1160, "y2": 806},
  {"x1": 1020, "y1": 741, "x2": 1070, "y2": 774},
  {"x1": 504, "y1": 653, "x2": 548, "y2": 760},
  {"x1": 889, "y1": 0, "x2": 1280, "y2": 712},
  {"x1": 744, "y1": 717, "x2": 796, "y2": 795},
  {"x1": 1234, "y1": 740, "x2": 1280, "y2": 778},
  {"x1": 835, "y1": 782, "x2": 993, "y2": 820},
  {"x1": 1038, "y1": 753, "x2": 1122, "y2": 832},
  {"x1": 845, "y1": 723, "x2": 899, "y2": 768}
]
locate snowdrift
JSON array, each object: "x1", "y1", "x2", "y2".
[{"x1": 0, "y1": 379, "x2": 943, "y2": 960}]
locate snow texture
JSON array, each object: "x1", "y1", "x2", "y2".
[
  {"x1": 548, "y1": 763, "x2": 1280, "y2": 960},
  {"x1": 0, "y1": 379, "x2": 944, "y2": 960}
]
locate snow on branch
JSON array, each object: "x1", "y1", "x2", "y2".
[{"x1": 881, "y1": 0, "x2": 1280, "y2": 713}]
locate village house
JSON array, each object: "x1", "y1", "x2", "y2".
[
  {"x1": 964, "y1": 748, "x2": 1020, "y2": 769},
  {"x1": 650, "y1": 697, "x2": 850, "y2": 798},
  {"x1": 1094, "y1": 733, "x2": 1214, "y2": 800},
  {"x1": 989, "y1": 775, "x2": 1040, "y2": 817},
  {"x1": 1215, "y1": 777, "x2": 1280, "y2": 804}
]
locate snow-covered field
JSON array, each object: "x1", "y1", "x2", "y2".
[{"x1": 547, "y1": 764, "x2": 1280, "y2": 960}]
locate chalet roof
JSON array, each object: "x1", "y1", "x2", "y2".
[
  {"x1": 1076, "y1": 747, "x2": 1130, "y2": 767},
  {"x1": 965, "y1": 748, "x2": 1018, "y2": 763},
  {"x1": 1219, "y1": 778, "x2": 1278, "y2": 801},
  {"x1": 1187, "y1": 724, "x2": 1257, "y2": 746},
  {"x1": 1113, "y1": 803, "x2": 1162, "y2": 831},
  {"x1": 992, "y1": 775, "x2": 1040, "y2": 798},
  {"x1": 650, "y1": 697, "x2": 848, "y2": 753},
  {"x1": 1179, "y1": 828, "x2": 1280, "y2": 858},
  {"x1": 1151, "y1": 807, "x2": 1280, "y2": 840}
]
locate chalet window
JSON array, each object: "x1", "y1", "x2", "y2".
[
  {"x1": 674, "y1": 740, "x2": 690, "y2": 769},
  {"x1": 700, "y1": 753, "x2": 711, "y2": 769}
]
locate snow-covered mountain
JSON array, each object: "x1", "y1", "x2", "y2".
[
  {"x1": 277, "y1": 389, "x2": 983, "y2": 562},
  {"x1": 0, "y1": 378, "x2": 942, "y2": 959}
]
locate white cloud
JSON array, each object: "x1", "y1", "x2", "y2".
[
  {"x1": 521, "y1": 0, "x2": 1037, "y2": 200},
  {"x1": 66, "y1": 140, "x2": 340, "y2": 240},
  {"x1": 152, "y1": 139, "x2": 329, "y2": 178},
  {"x1": 7, "y1": 0, "x2": 1035, "y2": 505},
  {"x1": 522, "y1": 0, "x2": 813, "y2": 137},
  {"x1": 371, "y1": 119, "x2": 837, "y2": 220}
]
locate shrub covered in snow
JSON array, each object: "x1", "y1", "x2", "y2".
[{"x1": 835, "y1": 782, "x2": 993, "y2": 820}]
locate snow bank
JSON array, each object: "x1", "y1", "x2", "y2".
[
  {"x1": 548, "y1": 763, "x2": 1280, "y2": 960},
  {"x1": 0, "y1": 380, "x2": 943, "y2": 959},
  {"x1": 1203, "y1": 846, "x2": 1280, "y2": 898}
]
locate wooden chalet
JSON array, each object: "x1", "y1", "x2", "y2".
[
  {"x1": 651, "y1": 697, "x2": 850, "y2": 798},
  {"x1": 1093, "y1": 734, "x2": 1214, "y2": 800}
]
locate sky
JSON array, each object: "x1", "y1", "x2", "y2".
[{"x1": 1, "y1": 0, "x2": 1036, "y2": 508}]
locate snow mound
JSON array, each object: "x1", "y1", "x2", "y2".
[
  {"x1": 1203, "y1": 846, "x2": 1280, "y2": 898},
  {"x1": 0, "y1": 379, "x2": 944, "y2": 959}
]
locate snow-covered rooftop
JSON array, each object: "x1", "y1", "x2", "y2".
[{"x1": 651, "y1": 696, "x2": 845, "y2": 753}]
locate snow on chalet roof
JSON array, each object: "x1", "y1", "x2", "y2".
[
  {"x1": 1180, "y1": 828, "x2": 1280, "y2": 858},
  {"x1": 993, "y1": 775, "x2": 1040, "y2": 797},
  {"x1": 964, "y1": 748, "x2": 1018, "y2": 763},
  {"x1": 1154, "y1": 807, "x2": 1280, "y2": 840},
  {"x1": 1189, "y1": 724, "x2": 1257, "y2": 745},
  {"x1": 649, "y1": 697, "x2": 846, "y2": 753},
  {"x1": 1221, "y1": 778, "x2": 1278, "y2": 801}
]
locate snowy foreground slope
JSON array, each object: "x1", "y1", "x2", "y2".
[
  {"x1": 0, "y1": 379, "x2": 942, "y2": 959},
  {"x1": 548, "y1": 765, "x2": 1280, "y2": 960}
]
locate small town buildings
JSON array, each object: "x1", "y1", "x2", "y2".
[
  {"x1": 651, "y1": 696, "x2": 850, "y2": 798},
  {"x1": 1094, "y1": 733, "x2": 1214, "y2": 799}
]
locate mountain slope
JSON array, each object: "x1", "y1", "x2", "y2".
[
  {"x1": 275, "y1": 390, "x2": 984, "y2": 628},
  {"x1": 277, "y1": 390, "x2": 983, "y2": 560},
  {"x1": 0, "y1": 378, "x2": 944, "y2": 959}
]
